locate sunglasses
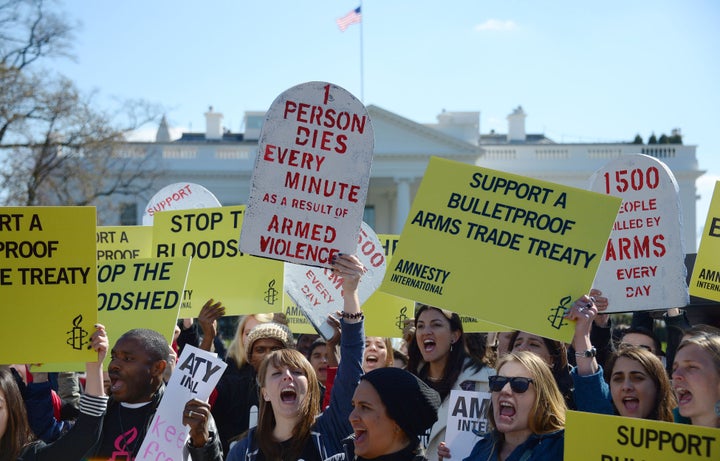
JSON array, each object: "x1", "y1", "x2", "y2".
[{"x1": 488, "y1": 375, "x2": 534, "y2": 393}]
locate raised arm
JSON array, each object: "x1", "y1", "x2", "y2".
[{"x1": 315, "y1": 253, "x2": 366, "y2": 457}]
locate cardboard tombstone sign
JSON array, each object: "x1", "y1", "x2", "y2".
[
  {"x1": 589, "y1": 154, "x2": 689, "y2": 312},
  {"x1": 142, "y1": 182, "x2": 221, "y2": 225},
  {"x1": 284, "y1": 222, "x2": 385, "y2": 339},
  {"x1": 239, "y1": 81, "x2": 374, "y2": 268}
]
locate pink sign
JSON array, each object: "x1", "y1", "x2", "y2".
[{"x1": 239, "y1": 81, "x2": 374, "y2": 268}]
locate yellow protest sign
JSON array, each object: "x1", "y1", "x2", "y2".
[
  {"x1": 380, "y1": 157, "x2": 621, "y2": 343},
  {"x1": 35, "y1": 257, "x2": 189, "y2": 373},
  {"x1": 0, "y1": 207, "x2": 97, "y2": 363},
  {"x1": 363, "y1": 234, "x2": 507, "y2": 337},
  {"x1": 357, "y1": 234, "x2": 412, "y2": 337},
  {"x1": 281, "y1": 232, "x2": 402, "y2": 338},
  {"x1": 690, "y1": 181, "x2": 720, "y2": 301},
  {"x1": 565, "y1": 410, "x2": 720, "y2": 460},
  {"x1": 98, "y1": 258, "x2": 189, "y2": 343},
  {"x1": 151, "y1": 205, "x2": 284, "y2": 317},
  {"x1": 97, "y1": 225, "x2": 153, "y2": 260},
  {"x1": 282, "y1": 292, "x2": 317, "y2": 334}
]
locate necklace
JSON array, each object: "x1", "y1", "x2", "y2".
[{"x1": 427, "y1": 376, "x2": 442, "y2": 382}]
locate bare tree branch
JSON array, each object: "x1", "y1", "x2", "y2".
[{"x1": 0, "y1": 1, "x2": 164, "y2": 218}]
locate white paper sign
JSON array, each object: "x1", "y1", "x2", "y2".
[
  {"x1": 589, "y1": 154, "x2": 689, "y2": 312},
  {"x1": 445, "y1": 390, "x2": 492, "y2": 460},
  {"x1": 135, "y1": 345, "x2": 227, "y2": 461},
  {"x1": 239, "y1": 81, "x2": 374, "y2": 268},
  {"x1": 284, "y1": 222, "x2": 385, "y2": 339},
  {"x1": 142, "y1": 182, "x2": 222, "y2": 225}
]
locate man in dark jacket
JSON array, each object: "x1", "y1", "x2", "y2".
[{"x1": 28, "y1": 328, "x2": 223, "y2": 461}]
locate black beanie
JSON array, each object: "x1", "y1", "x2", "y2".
[{"x1": 361, "y1": 367, "x2": 441, "y2": 439}]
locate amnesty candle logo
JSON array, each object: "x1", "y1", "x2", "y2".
[{"x1": 337, "y1": 6, "x2": 361, "y2": 32}]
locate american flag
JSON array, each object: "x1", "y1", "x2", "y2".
[{"x1": 336, "y1": 6, "x2": 361, "y2": 32}]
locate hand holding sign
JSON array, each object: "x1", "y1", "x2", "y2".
[
  {"x1": 285, "y1": 222, "x2": 383, "y2": 339},
  {"x1": 183, "y1": 398, "x2": 213, "y2": 448}
]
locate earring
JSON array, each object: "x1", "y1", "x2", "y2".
[
  {"x1": 450, "y1": 340, "x2": 454, "y2": 353},
  {"x1": 715, "y1": 400, "x2": 720, "y2": 417}
]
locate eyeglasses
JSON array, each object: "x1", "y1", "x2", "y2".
[{"x1": 488, "y1": 375, "x2": 534, "y2": 393}]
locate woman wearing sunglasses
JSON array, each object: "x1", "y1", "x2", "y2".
[
  {"x1": 440, "y1": 351, "x2": 566, "y2": 461},
  {"x1": 569, "y1": 295, "x2": 676, "y2": 421}
]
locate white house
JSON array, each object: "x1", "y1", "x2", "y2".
[{"x1": 117, "y1": 105, "x2": 702, "y2": 250}]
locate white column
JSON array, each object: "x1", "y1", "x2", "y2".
[{"x1": 394, "y1": 178, "x2": 411, "y2": 233}]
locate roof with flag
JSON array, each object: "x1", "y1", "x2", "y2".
[{"x1": 337, "y1": 6, "x2": 361, "y2": 32}]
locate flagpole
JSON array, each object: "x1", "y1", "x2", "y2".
[{"x1": 360, "y1": 1, "x2": 364, "y2": 103}]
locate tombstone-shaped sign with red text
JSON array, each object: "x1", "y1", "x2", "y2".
[
  {"x1": 239, "y1": 81, "x2": 374, "y2": 268},
  {"x1": 142, "y1": 182, "x2": 222, "y2": 225},
  {"x1": 589, "y1": 154, "x2": 689, "y2": 312},
  {"x1": 284, "y1": 222, "x2": 385, "y2": 339}
]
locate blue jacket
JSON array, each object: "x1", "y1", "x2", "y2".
[
  {"x1": 24, "y1": 380, "x2": 72, "y2": 443},
  {"x1": 18, "y1": 394, "x2": 106, "y2": 461},
  {"x1": 570, "y1": 365, "x2": 614, "y2": 416},
  {"x1": 226, "y1": 318, "x2": 364, "y2": 461},
  {"x1": 462, "y1": 430, "x2": 565, "y2": 461}
]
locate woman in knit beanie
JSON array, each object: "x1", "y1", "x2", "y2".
[{"x1": 326, "y1": 367, "x2": 441, "y2": 461}]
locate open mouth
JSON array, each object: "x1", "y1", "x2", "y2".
[
  {"x1": 280, "y1": 388, "x2": 297, "y2": 403},
  {"x1": 423, "y1": 339, "x2": 436, "y2": 353},
  {"x1": 354, "y1": 428, "x2": 367, "y2": 444},
  {"x1": 675, "y1": 386, "x2": 692, "y2": 406},
  {"x1": 498, "y1": 401, "x2": 516, "y2": 418},
  {"x1": 365, "y1": 354, "x2": 378, "y2": 364},
  {"x1": 621, "y1": 397, "x2": 640, "y2": 412},
  {"x1": 108, "y1": 374, "x2": 124, "y2": 393}
]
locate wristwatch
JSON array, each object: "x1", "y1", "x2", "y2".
[{"x1": 575, "y1": 347, "x2": 597, "y2": 358}]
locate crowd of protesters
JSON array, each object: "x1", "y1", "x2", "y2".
[{"x1": 2, "y1": 265, "x2": 719, "y2": 461}]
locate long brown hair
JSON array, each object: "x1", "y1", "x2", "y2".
[
  {"x1": 255, "y1": 349, "x2": 321, "y2": 460},
  {"x1": 0, "y1": 368, "x2": 35, "y2": 461},
  {"x1": 607, "y1": 345, "x2": 676, "y2": 422},
  {"x1": 407, "y1": 304, "x2": 482, "y2": 400}
]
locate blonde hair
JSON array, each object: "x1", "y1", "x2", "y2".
[
  {"x1": 489, "y1": 351, "x2": 566, "y2": 435},
  {"x1": 676, "y1": 331, "x2": 720, "y2": 377},
  {"x1": 226, "y1": 313, "x2": 275, "y2": 367},
  {"x1": 365, "y1": 336, "x2": 395, "y2": 368}
]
